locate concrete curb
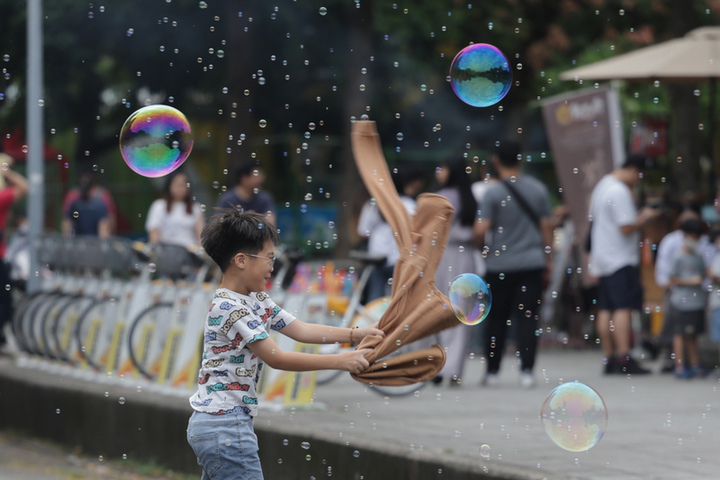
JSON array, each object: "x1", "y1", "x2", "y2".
[{"x1": 0, "y1": 356, "x2": 577, "y2": 480}]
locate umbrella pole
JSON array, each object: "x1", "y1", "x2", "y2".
[{"x1": 709, "y1": 77, "x2": 717, "y2": 200}]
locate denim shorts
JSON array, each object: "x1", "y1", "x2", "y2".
[{"x1": 187, "y1": 410, "x2": 263, "y2": 480}]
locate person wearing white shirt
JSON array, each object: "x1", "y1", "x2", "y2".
[
  {"x1": 146, "y1": 170, "x2": 205, "y2": 249},
  {"x1": 357, "y1": 169, "x2": 419, "y2": 301},
  {"x1": 588, "y1": 155, "x2": 661, "y2": 375}
]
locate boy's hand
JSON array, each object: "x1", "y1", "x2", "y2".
[
  {"x1": 341, "y1": 348, "x2": 372, "y2": 374},
  {"x1": 357, "y1": 323, "x2": 385, "y2": 342}
]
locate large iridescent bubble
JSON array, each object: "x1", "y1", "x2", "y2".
[
  {"x1": 541, "y1": 381, "x2": 608, "y2": 452},
  {"x1": 450, "y1": 43, "x2": 512, "y2": 108},
  {"x1": 119, "y1": 105, "x2": 194, "y2": 178},
  {"x1": 448, "y1": 273, "x2": 491, "y2": 326}
]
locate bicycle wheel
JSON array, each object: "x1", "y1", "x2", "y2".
[
  {"x1": 50, "y1": 294, "x2": 93, "y2": 363},
  {"x1": 74, "y1": 296, "x2": 120, "y2": 370},
  {"x1": 27, "y1": 292, "x2": 66, "y2": 357},
  {"x1": 40, "y1": 293, "x2": 81, "y2": 360},
  {"x1": 352, "y1": 296, "x2": 440, "y2": 397},
  {"x1": 127, "y1": 302, "x2": 175, "y2": 380},
  {"x1": 11, "y1": 291, "x2": 44, "y2": 354}
]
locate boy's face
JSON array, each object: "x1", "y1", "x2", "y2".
[{"x1": 242, "y1": 240, "x2": 276, "y2": 292}]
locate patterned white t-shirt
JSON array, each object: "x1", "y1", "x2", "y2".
[{"x1": 189, "y1": 288, "x2": 295, "y2": 416}]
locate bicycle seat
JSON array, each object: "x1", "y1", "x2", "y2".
[{"x1": 349, "y1": 250, "x2": 387, "y2": 267}]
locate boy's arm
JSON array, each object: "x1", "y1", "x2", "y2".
[
  {"x1": 247, "y1": 336, "x2": 371, "y2": 374},
  {"x1": 280, "y1": 319, "x2": 384, "y2": 345}
]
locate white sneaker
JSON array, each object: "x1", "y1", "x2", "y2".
[
  {"x1": 481, "y1": 373, "x2": 499, "y2": 388},
  {"x1": 519, "y1": 371, "x2": 535, "y2": 389}
]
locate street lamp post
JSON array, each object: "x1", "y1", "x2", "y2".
[{"x1": 26, "y1": 0, "x2": 45, "y2": 293}]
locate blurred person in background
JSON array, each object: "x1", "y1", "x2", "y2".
[
  {"x1": 62, "y1": 169, "x2": 116, "y2": 236},
  {"x1": 666, "y1": 218, "x2": 708, "y2": 379},
  {"x1": 356, "y1": 166, "x2": 422, "y2": 302},
  {"x1": 432, "y1": 155, "x2": 478, "y2": 387},
  {"x1": 145, "y1": 169, "x2": 204, "y2": 249},
  {"x1": 474, "y1": 141, "x2": 552, "y2": 389},
  {"x1": 0, "y1": 152, "x2": 28, "y2": 355},
  {"x1": 588, "y1": 154, "x2": 661, "y2": 375},
  {"x1": 216, "y1": 161, "x2": 276, "y2": 227},
  {"x1": 654, "y1": 206, "x2": 714, "y2": 373}
]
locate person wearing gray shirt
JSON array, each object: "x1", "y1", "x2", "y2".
[
  {"x1": 474, "y1": 141, "x2": 552, "y2": 388},
  {"x1": 667, "y1": 218, "x2": 708, "y2": 379}
]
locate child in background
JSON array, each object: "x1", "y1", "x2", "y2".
[
  {"x1": 707, "y1": 227, "x2": 720, "y2": 377},
  {"x1": 187, "y1": 209, "x2": 383, "y2": 480},
  {"x1": 668, "y1": 218, "x2": 708, "y2": 379}
]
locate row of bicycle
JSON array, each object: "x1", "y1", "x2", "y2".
[{"x1": 10, "y1": 235, "x2": 434, "y2": 397}]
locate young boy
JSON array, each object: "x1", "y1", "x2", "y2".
[
  {"x1": 668, "y1": 218, "x2": 708, "y2": 379},
  {"x1": 187, "y1": 209, "x2": 383, "y2": 479}
]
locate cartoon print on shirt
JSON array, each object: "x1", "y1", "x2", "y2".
[
  {"x1": 219, "y1": 308, "x2": 250, "y2": 335},
  {"x1": 211, "y1": 333, "x2": 244, "y2": 354},
  {"x1": 203, "y1": 358, "x2": 223, "y2": 368},
  {"x1": 271, "y1": 318, "x2": 287, "y2": 331},
  {"x1": 235, "y1": 365, "x2": 257, "y2": 377},
  {"x1": 190, "y1": 288, "x2": 296, "y2": 418},
  {"x1": 229, "y1": 354, "x2": 245, "y2": 363},
  {"x1": 260, "y1": 306, "x2": 282, "y2": 325}
]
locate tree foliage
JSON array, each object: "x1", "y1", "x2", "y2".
[{"x1": 0, "y1": 0, "x2": 718, "y2": 238}]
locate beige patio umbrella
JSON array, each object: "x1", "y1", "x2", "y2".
[
  {"x1": 560, "y1": 26, "x2": 720, "y2": 82},
  {"x1": 560, "y1": 26, "x2": 720, "y2": 191}
]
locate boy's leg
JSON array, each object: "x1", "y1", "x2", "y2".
[
  {"x1": 686, "y1": 336, "x2": 700, "y2": 367},
  {"x1": 672, "y1": 334, "x2": 684, "y2": 371},
  {"x1": 610, "y1": 309, "x2": 633, "y2": 358},
  {"x1": 596, "y1": 309, "x2": 614, "y2": 358},
  {"x1": 188, "y1": 411, "x2": 264, "y2": 480}
]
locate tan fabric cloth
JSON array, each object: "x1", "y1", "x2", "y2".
[{"x1": 350, "y1": 121, "x2": 460, "y2": 386}]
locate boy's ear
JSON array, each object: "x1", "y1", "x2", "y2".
[{"x1": 230, "y1": 252, "x2": 245, "y2": 269}]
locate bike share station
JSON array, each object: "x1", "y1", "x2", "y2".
[{"x1": 8, "y1": 236, "x2": 422, "y2": 405}]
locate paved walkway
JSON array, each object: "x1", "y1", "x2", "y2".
[
  {"x1": 1, "y1": 348, "x2": 719, "y2": 480},
  {"x1": 262, "y1": 348, "x2": 720, "y2": 480}
]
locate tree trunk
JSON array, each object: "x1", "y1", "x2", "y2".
[
  {"x1": 335, "y1": 1, "x2": 373, "y2": 257},
  {"x1": 668, "y1": 0, "x2": 704, "y2": 200},
  {"x1": 224, "y1": 1, "x2": 254, "y2": 171}
]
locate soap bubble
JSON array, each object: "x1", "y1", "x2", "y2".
[
  {"x1": 448, "y1": 273, "x2": 491, "y2": 325},
  {"x1": 119, "y1": 105, "x2": 193, "y2": 178},
  {"x1": 450, "y1": 44, "x2": 512, "y2": 107},
  {"x1": 541, "y1": 381, "x2": 607, "y2": 452}
]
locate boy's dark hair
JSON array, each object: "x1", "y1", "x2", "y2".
[
  {"x1": 679, "y1": 217, "x2": 705, "y2": 237},
  {"x1": 202, "y1": 209, "x2": 279, "y2": 270},
  {"x1": 493, "y1": 141, "x2": 522, "y2": 168}
]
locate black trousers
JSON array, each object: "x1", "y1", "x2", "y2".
[
  {"x1": 484, "y1": 269, "x2": 544, "y2": 374},
  {"x1": 0, "y1": 261, "x2": 12, "y2": 345}
]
